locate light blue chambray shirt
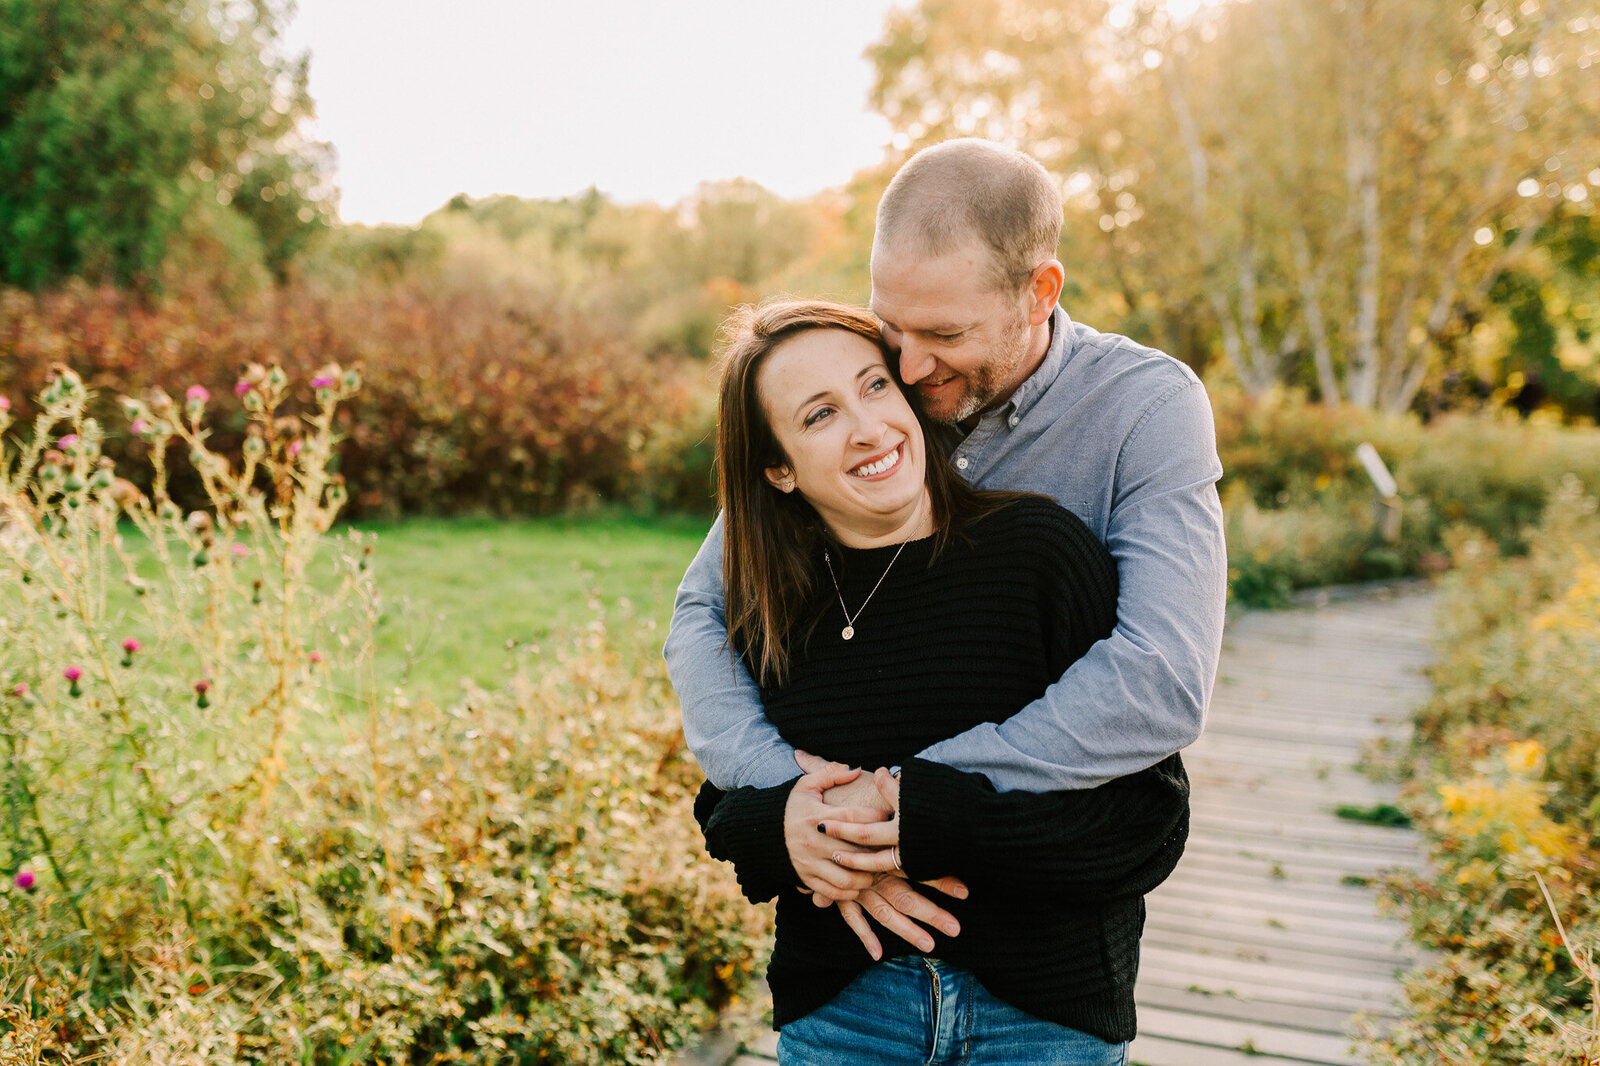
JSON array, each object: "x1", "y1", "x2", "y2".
[{"x1": 663, "y1": 306, "x2": 1227, "y2": 792}]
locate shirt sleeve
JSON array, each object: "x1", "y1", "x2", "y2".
[
  {"x1": 663, "y1": 513, "x2": 805, "y2": 789},
  {"x1": 916, "y1": 379, "x2": 1227, "y2": 791},
  {"x1": 895, "y1": 754, "x2": 1189, "y2": 902}
]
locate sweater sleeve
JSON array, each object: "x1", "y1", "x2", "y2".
[
  {"x1": 692, "y1": 778, "x2": 801, "y2": 904},
  {"x1": 896, "y1": 753, "x2": 1189, "y2": 903}
]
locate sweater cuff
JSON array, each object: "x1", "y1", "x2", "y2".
[
  {"x1": 706, "y1": 778, "x2": 803, "y2": 886},
  {"x1": 897, "y1": 758, "x2": 989, "y2": 882}
]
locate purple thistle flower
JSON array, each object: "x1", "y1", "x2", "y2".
[
  {"x1": 130, "y1": 418, "x2": 150, "y2": 435},
  {"x1": 235, "y1": 379, "x2": 252, "y2": 396},
  {"x1": 11, "y1": 683, "x2": 26, "y2": 697},
  {"x1": 0, "y1": 396, "x2": 10, "y2": 411},
  {"x1": 311, "y1": 375, "x2": 336, "y2": 389},
  {"x1": 14, "y1": 869, "x2": 35, "y2": 892},
  {"x1": 186, "y1": 385, "x2": 210, "y2": 403},
  {"x1": 122, "y1": 638, "x2": 141, "y2": 654},
  {"x1": 58, "y1": 434, "x2": 79, "y2": 448},
  {"x1": 63, "y1": 665, "x2": 82, "y2": 683}
]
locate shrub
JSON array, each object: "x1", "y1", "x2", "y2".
[
  {"x1": 0, "y1": 280, "x2": 716, "y2": 520},
  {"x1": 1367, "y1": 479, "x2": 1600, "y2": 1065},
  {"x1": 0, "y1": 369, "x2": 762, "y2": 1063},
  {"x1": 1211, "y1": 385, "x2": 1600, "y2": 605}
]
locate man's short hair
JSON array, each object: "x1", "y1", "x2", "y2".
[{"x1": 875, "y1": 139, "x2": 1063, "y2": 295}]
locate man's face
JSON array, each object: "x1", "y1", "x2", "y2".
[{"x1": 869, "y1": 237, "x2": 1033, "y2": 425}]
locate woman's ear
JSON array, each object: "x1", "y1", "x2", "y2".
[{"x1": 765, "y1": 465, "x2": 796, "y2": 493}]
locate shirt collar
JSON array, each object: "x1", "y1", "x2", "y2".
[{"x1": 991, "y1": 305, "x2": 1072, "y2": 425}]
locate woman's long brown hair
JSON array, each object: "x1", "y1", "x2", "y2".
[{"x1": 716, "y1": 298, "x2": 1028, "y2": 688}]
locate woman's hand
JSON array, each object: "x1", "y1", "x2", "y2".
[
  {"x1": 783, "y1": 758, "x2": 891, "y2": 899},
  {"x1": 821, "y1": 768, "x2": 906, "y2": 871}
]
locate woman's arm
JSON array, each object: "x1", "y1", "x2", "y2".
[{"x1": 894, "y1": 753, "x2": 1190, "y2": 902}]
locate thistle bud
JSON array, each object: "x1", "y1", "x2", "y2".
[{"x1": 193, "y1": 679, "x2": 211, "y2": 709}]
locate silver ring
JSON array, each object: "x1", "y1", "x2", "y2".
[{"x1": 892, "y1": 845, "x2": 903, "y2": 872}]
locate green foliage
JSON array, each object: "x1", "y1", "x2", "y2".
[
  {"x1": 1211, "y1": 385, "x2": 1600, "y2": 605},
  {"x1": 1366, "y1": 482, "x2": 1600, "y2": 1064},
  {"x1": 0, "y1": 368, "x2": 762, "y2": 1063},
  {"x1": 1334, "y1": 803, "x2": 1411, "y2": 829},
  {"x1": 0, "y1": 0, "x2": 331, "y2": 291}
]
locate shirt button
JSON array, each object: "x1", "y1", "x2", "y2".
[
  {"x1": 955, "y1": 456, "x2": 970, "y2": 471},
  {"x1": 1008, "y1": 414, "x2": 1020, "y2": 428}
]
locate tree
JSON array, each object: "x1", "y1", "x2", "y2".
[
  {"x1": 870, "y1": 0, "x2": 1600, "y2": 411},
  {"x1": 0, "y1": 0, "x2": 332, "y2": 290}
]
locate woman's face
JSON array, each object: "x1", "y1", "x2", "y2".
[{"x1": 757, "y1": 327, "x2": 931, "y2": 547}]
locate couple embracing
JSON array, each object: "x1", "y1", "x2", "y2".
[{"x1": 664, "y1": 139, "x2": 1228, "y2": 1065}]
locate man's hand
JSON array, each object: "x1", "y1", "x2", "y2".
[
  {"x1": 834, "y1": 874, "x2": 967, "y2": 959},
  {"x1": 793, "y1": 753, "x2": 969, "y2": 958},
  {"x1": 783, "y1": 760, "x2": 891, "y2": 899},
  {"x1": 821, "y1": 768, "x2": 905, "y2": 871}
]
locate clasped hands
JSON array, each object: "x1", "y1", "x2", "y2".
[{"x1": 784, "y1": 750, "x2": 968, "y2": 960}]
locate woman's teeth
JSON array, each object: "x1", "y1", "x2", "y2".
[{"x1": 851, "y1": 448, "x2": 900, "y2": 477}]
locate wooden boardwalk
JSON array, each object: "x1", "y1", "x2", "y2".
[{"x1": 682, "y1": 586, "x2": 1436, "y2": 1066}]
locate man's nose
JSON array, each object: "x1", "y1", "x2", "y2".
[{"x1": 898, "y1": 340, "x2": 936, "y2": 385}]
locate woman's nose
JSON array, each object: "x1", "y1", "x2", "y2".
[{"x1": 849, "y1": 409, "x2": 889, "y2": 446}]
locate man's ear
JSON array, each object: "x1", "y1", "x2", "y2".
[
  {"x1": 1026, "y1": 260, "x2": 1065, "y2": 326},
  {"x1": 765, "y1": 465, "x2": 796, "y2": 493}
]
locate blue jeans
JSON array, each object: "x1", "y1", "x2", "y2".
[{"x1": 776, "y1": 957, "x2": 1129, "y2": 1066}]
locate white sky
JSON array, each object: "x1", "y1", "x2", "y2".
[{"x1": 281, "y1": 1, "x2": 908, "y2": 226}]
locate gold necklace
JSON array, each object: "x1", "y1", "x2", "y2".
[{"x1": 823, "y1": 541, "x2": 908, "y2": 641}]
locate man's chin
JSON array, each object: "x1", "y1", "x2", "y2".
[{"x1": 914, "y1": 386, "x2": 977, "y2": 425}]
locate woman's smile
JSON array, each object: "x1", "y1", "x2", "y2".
[{"x1": 850, "y1": 446, "x2": 902, "y2": 479}]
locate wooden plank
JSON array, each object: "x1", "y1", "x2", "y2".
[
  {"x1": 1137, "y1": 1004, "x2": 1362, "y2": 1062},
  {"x1": 1136, "y1": 983, "x2": 1375, "y2": 1034},
  {"x1": 1129, "y1": 1032, "x2": 1327, "y2": 1066}
]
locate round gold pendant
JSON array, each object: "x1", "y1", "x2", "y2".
[{"x1": 841, "y1": 625, "x2": 854, "y2": 640}]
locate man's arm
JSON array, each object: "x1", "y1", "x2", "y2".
[
  {"x1": 918, "y1": 379, "x2": 1227, "y2": 791},
  {"x1": 664, "y1": 514, "x2": 804, "y2": 790}
]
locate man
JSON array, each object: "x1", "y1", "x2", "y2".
[{"x1": 665, "y1": 138, "x2": 1226, "y2": 944}]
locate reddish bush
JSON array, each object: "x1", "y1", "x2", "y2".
[{"x1": 0, "y1": 281, "x2": 715, "y2": 517}]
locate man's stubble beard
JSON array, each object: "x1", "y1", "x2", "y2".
[{"x1": 924, "y1": 312, "x2": 1033, "y2": 426}]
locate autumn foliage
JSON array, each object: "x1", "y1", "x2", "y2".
[{"x1": 0, "y1": 280, "x2": 715, "y2": 519}]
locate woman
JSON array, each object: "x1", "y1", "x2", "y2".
[{"x1": 693, "y1": 299, "x2": 1188, "y2": 1065}]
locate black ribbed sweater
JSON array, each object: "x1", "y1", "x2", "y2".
[{"x1": 694, "y1": 497, "x2": 1190, "y2": 1042}]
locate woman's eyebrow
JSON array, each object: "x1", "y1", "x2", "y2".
[{"x1": 791, "y1": 366, "x2": 883, "y2": 418}]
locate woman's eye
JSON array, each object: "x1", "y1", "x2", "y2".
[
  {"x1": 866, "y1": 377, "x2": 889, "y2": 393},
  {"x1": 803, "y1": 407, "x2": 834, "y2": 427}
]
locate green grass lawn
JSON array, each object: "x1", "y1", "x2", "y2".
[{"x1": 348, "y1": 512, "x2": 712, "y2": 703}]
